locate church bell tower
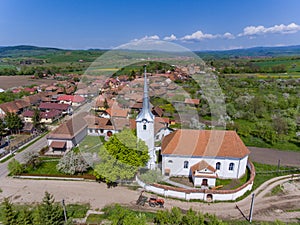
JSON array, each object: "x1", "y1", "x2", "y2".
[{"x1": 136, "y1": 66, "x2": 156, "y2": 169}]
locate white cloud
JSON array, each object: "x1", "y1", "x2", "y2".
[
  {"x1": 181, "y1": 30, "x2": 219, "y2": 41},
  {"x1": 132, "y1": 35, "x2": 160, "y2": 42},
  {"x1": 223, "y1": 32, "x2": 235, "y2": 39},
  {"x1": 163, "y1": 34, "x2": 177, "y2": 41},
  {"x1": 239, "y1": 23, "x2": 300, "y2": 36}
]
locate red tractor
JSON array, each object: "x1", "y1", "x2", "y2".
[
  {"x1": 148, "y1": 197, "x2": 164, "y2": 208},
  {"x1": 136, "y1": 191, "x2": 165, "y2": 208}
]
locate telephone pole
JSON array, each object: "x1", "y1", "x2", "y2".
[{"x1": 249, "y1": 193, "x2": 255, "y2": 223}]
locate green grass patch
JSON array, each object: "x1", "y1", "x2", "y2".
[
  {"x1": 86, "y1": 213, "x2": 105, "y2": 224},
  {"x1": 25, "y1": 160, "x2": 62, "y2": 175},
  {"x1": 270, "y1": 184, "x2": 284, "y2": 196},
  {"x1": 216, "y1": 168, "x2": 250, "y2": 190},
  {"x1": 79, "y1": 135, "x2": 103, "y2": 154},
  {"x1": 66, "y1": 203, "x2": 90, "y2": 219}
]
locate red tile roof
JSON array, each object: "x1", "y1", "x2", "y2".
[
  {"x1": 50, "y1": 141, "x2": 66, "y2": 149},
  {"x1": 47, "y1": 112, "x2": 88, "y2": 139},
  {"x1": 162, "y1": 129, "x2": 250, "y2": 159},
  {"x1": 184, "y1": 98, "x2": 200, "y2": 105},
  {"x1": 39, "y1": 102, "x2": 70, "y2": 111},
  {"x1": 41, "y1": 110, "x2": 61, "y2": 119},
  {"x1": 84, "y1": 115, "x2": 114, "y2": 130},
  {"x1": 57, "y1": 95, "x2": 85, "y2": 103},
  {"x1": 190, "y1": 160, "x2": 216, "y2": 173},
  {"x1": 106, "y1": 108, "x2": 128, "y2": 118}
]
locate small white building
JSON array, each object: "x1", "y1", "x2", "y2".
[{"x1": 161, "y1": 129, "x2": 250, "y2": 188}]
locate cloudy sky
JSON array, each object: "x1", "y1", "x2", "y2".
[{"x1": 1, "y1": 0, "x2": 300, "y2": 50}]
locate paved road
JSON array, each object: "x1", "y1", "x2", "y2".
[
  {"x1": 249, "y1": 147, "x2": 300, "y2": 167},
  {"x1": 0, "y1": 136, "x2": 48, "y2": 177}
]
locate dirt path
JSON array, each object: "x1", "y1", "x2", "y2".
[{"x1": 1, "y1": 174, "x2": 300, "y2": 223}]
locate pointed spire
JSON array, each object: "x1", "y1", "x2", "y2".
[{"x1": 136, "y1": 65, "x2": 154, "y2": 122}]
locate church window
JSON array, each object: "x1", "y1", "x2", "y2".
[
  {"x1": 183, "y1": 161, "x2": 189, "y2": 169},
  {"x1": 229, "y1": 163, "x2": 234, "y2": 171},
  {"x1": 143, "y1": 124, "x2": 147, "y2": 130},
  {"x1": 216, "y1": 162, "x2": 221, "y2": 170}
]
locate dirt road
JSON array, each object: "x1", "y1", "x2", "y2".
[{"x1": 0, "y1": 174, "x2": 299, "y2": 223}]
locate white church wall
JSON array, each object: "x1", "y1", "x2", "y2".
[{"x1": 162, "y1": 155, "x2": 248, "y2": 180}]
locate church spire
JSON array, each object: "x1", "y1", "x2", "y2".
[{"x1": 136, "y1": 65, "x2": 154, "y2": 122}]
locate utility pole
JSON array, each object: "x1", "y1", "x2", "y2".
[
  {"x1": 62, "y1": 199, "x2": 67, "y2": 223},
  {"x1": 249, "y1": 193, "x2": 255, "y2": 223},
  {"x1": 277, "y1": 159, "x2": 281, "y2": 174}
]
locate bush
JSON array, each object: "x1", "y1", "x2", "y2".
[
  {"x1": 7, "y1": 158, "x2": 24, "y2": 175},
  {"x1": 139, "y1": 169, "x2": 163, "y2": 184}
]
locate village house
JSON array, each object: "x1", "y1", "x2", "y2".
[
  {"x1": 57, "y1": 94, "x2": 85, "y2": 107},
  {"x1": 46, "y1": 112, "x2": 88, "y2": 152},
  {"x1": 22, "y1": 110, "x2": 61, "y2": 124},
  {"x1": 0, "y1": 99, "x2": 30, "y2": 117},
  {"x1": 39, "y1": 102, "x2": 73, "y2": 115}
]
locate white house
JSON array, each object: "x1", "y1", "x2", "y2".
[
  {"x1": 161, "y1": 129, "x2": 250, "y2": 188},
  {"x1": 46, "y1": 112, "x2": 88, "y2": 152}
]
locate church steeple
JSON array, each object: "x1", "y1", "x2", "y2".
[
  {"x1": 136, "y1": 65, "x2": 154, "y2": 122},
  {"x1": 136, "y1": 65, "x2": 156, "y2": 170}
]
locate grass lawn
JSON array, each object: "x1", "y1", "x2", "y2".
[
  {"x1": 25, "y1": 159, "x2": 63, "y2": 175},
  {"x1": 248, "y1": 162, "x2": 297, "y2": 193},
  {"x1": 78, "y1": 135, "x2": 104, "y2": 154}
]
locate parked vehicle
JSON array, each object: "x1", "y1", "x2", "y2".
[{"x1": 136, "y1": 191, "x2": 164, "y2": 208}]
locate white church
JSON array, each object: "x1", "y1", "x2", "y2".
[{"x1": 136, "y1": 67, "x2": 250, "y2": 188}]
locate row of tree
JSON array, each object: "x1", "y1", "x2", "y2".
[{"x1": 1, "y1": 192, "x2": 72, "y2": 225}]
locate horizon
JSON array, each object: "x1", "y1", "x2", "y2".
[
  {"x1": 2, "y1": 43, "x2": 300, "y2": 52},
  {"x1": 1, "y1": 0, "x2": 300, "y2": 51}
]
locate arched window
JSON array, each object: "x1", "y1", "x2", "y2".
[
  {"x1": 183, "y1": 161, "x2": 189, "y2": 169},
  {"x1": 229, "y1": 163, "x2": 234, "y2": 171},
  {"x1": 216, "y1": 162, "x2": 221, "y2": 170},
  {"x1": 168, "y1": 160, "x2": 173, "y2": 163},
  {"x1": 143, "y1": 124, "x2": 147, "y2": 130}
]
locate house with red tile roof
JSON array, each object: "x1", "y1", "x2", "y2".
[
  {"x1": 161, "y1": 129, "x2": 250, "y2": 188},
  {"x1": 39, "y1": 102, "x2": 72, "y2": 115},
  {"x1": 23, "y1": 109, "x2": 62, "y2": 124},
  {"x1": 46, "y1": 112, "x2": 88, "y2": 152},
  {"x1": 84, "y1": 114, "x2": 115, "y2": 138},
  {"x1": 0, "y1": 99, "x2": 30, "y2": 117},
  {"x1": 57, "y1": 95, "x2": 85, "y2": 107}
]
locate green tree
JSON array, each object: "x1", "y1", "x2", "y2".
[
  {"x1": 56, "y1": 151, "x2": 90, "y2": 175},
  {"x1": 94, "y1": 129, "x2": 149, "y2": 182},
  {"x1": 4, "y1": 112, "x2": 23, "y2": 134},
  {"x1": 23, "y1": 152, "x2": 41, "y2": 170},
  {"x1": 35, "y1": 192, "x2": 64, "y2": 225},
  {"x1": 32, "y1": 108, "x2": 41, "y2": 129},
  {"x1": 16, "y1": 209, "x2": 33, "y2": 225},
  {"x1": 181, "y1": 208, "x2": 204, "y2": 225},
  {"x1": 2, "y1": 198, "x2": 17, "y2": 225},
  {"x1": 105, "y1": 204, "x2": 146, "y2": 225},
  {"x1": 0, "y1": 118, "x2": 6, "y2": 136},
  {"x1": 7, "y1": 158, "x2": 24, "y2": 175}
]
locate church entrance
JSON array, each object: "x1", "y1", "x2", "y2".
[{"x1": 202, "y1": 179, "x2": 208, "y2": 186}]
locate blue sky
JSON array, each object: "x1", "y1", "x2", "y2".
[{"x1": 1, "y1": 0, "x2": 300, "y2": 50}]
